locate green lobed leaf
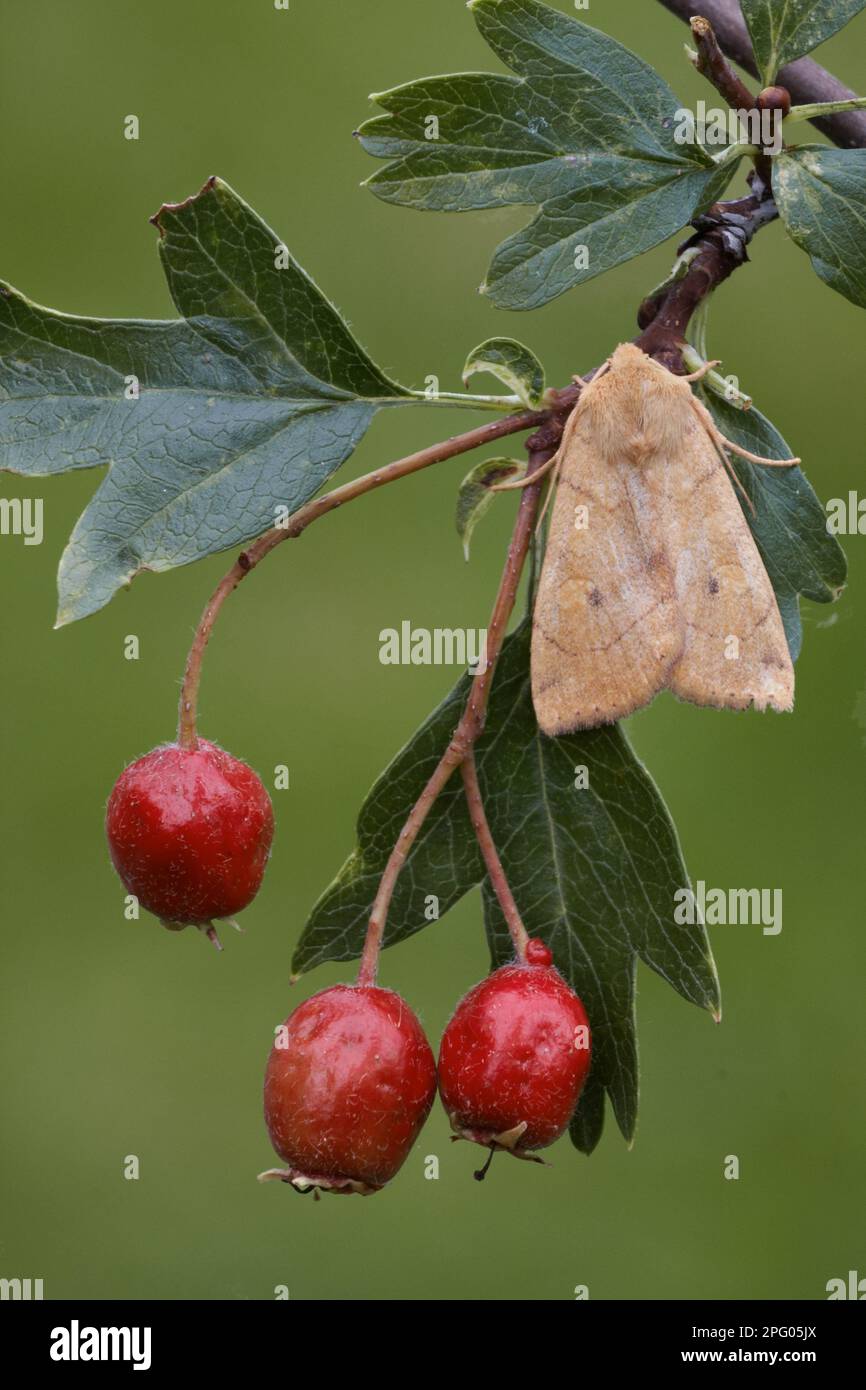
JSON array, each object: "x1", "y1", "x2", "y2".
[
  {"x1": 741, "y1": 0, "x2": 866, "y2": 84},
  {"x1": 772, "y1": 147, "x2": 866, "y2": 310},
  {"x1": 704, "y1": 392, "x2": 847, "y2": 662},
  {"x1": 455, "y1": 456, "x2": 522, "y2": 559},
  {"x1": 483, "y1": 165, "x2": 731, "y2": 310},
  {"x1": 294, "y1": 622, "x2": 719, "y2": 1154},
  {"x1": 462, "y1": 337, "x2": 545, "y2": 407},
  {"x1": 0, "y1": 177, "x2": 411, "y2": 625},
  {"x1": 358, "y1": 0, "x2": 729, "y2": 309}
]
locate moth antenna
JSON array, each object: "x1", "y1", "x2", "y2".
[
  {"x1": 493, "y1": 373, "x2": 592, "y2": 495},
  {"x1": 680, "y1": 357, "x2": 722, "y2": 383},
  {"x1": 535, "y1": 452, "x2": 564, "y2": 533},
  {"x1": 536, "y1": 395, "x2": 589, "y2": 504},
  {"x1": 529, "y1": 398, "x2": 587, "y2": 527}
]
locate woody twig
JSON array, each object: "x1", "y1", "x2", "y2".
[
  {"x1": 689, "y1": 14, "x2": 755, "y2": 110},
  {"x1": 658, "y1": 0, "x2": 866, "y2": 148}
]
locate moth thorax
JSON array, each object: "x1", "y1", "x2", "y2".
[{"x1": 626, "y1": 390, "x2": 691, "y2": 462}]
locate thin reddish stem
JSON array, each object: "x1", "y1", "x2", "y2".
[
  {"x1": 460, "y1": 751, "x2": 529, "y2": 959},
  {"x1": 175, "y1": 404, "x2": 564, "y2": 748},
  {"x1": 355, "y1": 447, "x2": 554, "y2": 988}
]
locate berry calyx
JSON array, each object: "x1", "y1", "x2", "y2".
[
  {"x1": 524, "y1": 937, "x2": 553, "y2": 967},
  {"x1": 105, "y1": 739, "x2": 274, "y2": 948},
  {"x1": 259, "y1": 984, "x2": 437, "y2": 1196},
  {"x1": 438, "y1": 943, "x2": 591, "y2": 1171}
]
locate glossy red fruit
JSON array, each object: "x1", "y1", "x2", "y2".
[
  {"x1": 105, "y1": 739, "x2": 274, "y2": 945},
  {"x1": 260, "y1": 984, "x2": 437, "y2": 1196},
  {"x1": 438, "y1": 939, "x2": 591, "y2": 1169}
]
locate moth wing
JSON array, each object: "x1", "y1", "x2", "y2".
[
  {"x1": 531, "y1": 412, "x2": 684, "y2": 734},
  {"x1": 664, "y1": 407, "x2": 794, "y2": 712}
]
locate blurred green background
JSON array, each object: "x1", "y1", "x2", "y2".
[{"x1": 1, "y1": 0, "x2": 864, "y2": 1302}]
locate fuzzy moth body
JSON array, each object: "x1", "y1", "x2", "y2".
[{"x1": 532, "y1": 343, "x2": 795, "y2": 734}]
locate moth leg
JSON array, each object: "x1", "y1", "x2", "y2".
[
  {"x1": 679, "y1": 357, "x2": 722, "y2": 383},
  {"x1": 691, "y1": 396, "x2": 800, "y2": 467},
  {"x1": 572, "y1": 364, "x2": 604, "y2": 388},
  {"x1": 689, "y1": 398, "x2": 756, "y2": 514},
  {"x1": 489, "y1": 450, "x2": 559, "y2": 492},
  {"x1": 721, "y1": 435, "x2": 800, "y2": 466}
]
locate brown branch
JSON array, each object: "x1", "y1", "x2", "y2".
[
  {"x1": 635, "y1": 174, "x2": 778, "y2": 368},
  {"x1": 461, "y1": 751, "x2": 530, "y2": 960},
  {"x1": 640, "y1": 2, "x2": 866, "y2": 366},
  {"x1": 689, "y1": 17, "x2": 785, "y2": 185},
  {"x1": 637, "y1": 2, "x2": 866, "y2": 364},
  {"x1": 176, "y1": 404, "x2": 576, "y2": 748},
  {"x1": 689, "y1": 14, "x2": 755, "y2": 109},
  {"x1": 658, "y1": 0, "x2": 866, "y2": 147},
  {"x1": 355, "y1": 445, "x2": 552, "y2": 987}
]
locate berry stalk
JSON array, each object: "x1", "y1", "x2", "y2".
[
  {"x1": 460, "y1": 751, "x2": 529, "y2": 960},
  {"x1": 355, "y1": 446, "x2": 553, "y2": 988},
  {"x1": 176, "y1": 407, "x2": 563, "y2": 749}
]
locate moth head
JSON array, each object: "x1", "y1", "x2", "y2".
[{"x1": 584, "y1": 344, "x2": 692, "y2": 465}]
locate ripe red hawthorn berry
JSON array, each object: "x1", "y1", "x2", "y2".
[
  {"x1": 437, "y1": 938, "x2": 591, "y2": 1174},
  {"x1": 259, "y1": 984, "x2": 437, "y2": 1196},
  {"x1": 105, "y1": 739, "x2": 274, "y2": 948}
]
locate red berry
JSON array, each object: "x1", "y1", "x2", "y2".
[
  {"x1": 260, "y1": 984, "x2": 437, "y2": 1196},
  {"x1": 105, "y1": 739, "x2": 274, "y2": 945},
  {"x1": 438, "y1": 941, "x2": 591, "y2": 1169}
]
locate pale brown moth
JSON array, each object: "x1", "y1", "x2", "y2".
[{"x1": 506, "y1": 343, "x2": 798, "y2": 735}]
